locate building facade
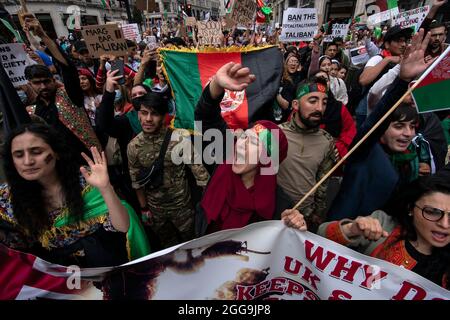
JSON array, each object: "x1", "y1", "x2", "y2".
[
  {"x1": 145, "y1": 0, "x2": 220, "y2": 21},
  {"x1": 271, "y1": 0, "x2": 440, "y2": 26},
  {"x1": 4, "y1": 0, "x2": 129, "y2": 39}
]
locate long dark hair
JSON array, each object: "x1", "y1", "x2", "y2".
[
  {"x1": 2, "y1": 123, "x2": 84, "y2": 240},
  {"x1": 385, "y1": 174, "x2": 450, "y2": 288}
]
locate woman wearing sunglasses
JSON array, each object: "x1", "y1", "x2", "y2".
[{"x1": 318, "y1": 173, "x2": 450, "y2": 289}]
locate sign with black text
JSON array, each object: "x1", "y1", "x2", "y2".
[
  {"x1": 0, "y1": 43, "x2": 29, "y2": 86},
  {"x1": 197, "y1": 21, "x2": 222, "y2": 46},
  {"x1": 81, "y1": 24, "x2": 128, "y2": 58},
  {"x1": 280, "y1": 8, "x2": 319, "y2": 42}
]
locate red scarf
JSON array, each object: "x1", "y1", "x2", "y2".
[{"x1": 201, "y1": 121, "x2": 288, "y2": 231}]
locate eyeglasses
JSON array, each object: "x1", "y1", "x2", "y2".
[{"x1": 414, "y1": 205, "x2": 450, "y2": 223}]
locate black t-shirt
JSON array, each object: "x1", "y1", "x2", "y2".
[{"x1": 405, "y1": 240, "x2": 447, "y2": 288}]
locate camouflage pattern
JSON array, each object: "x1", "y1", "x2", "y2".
[
  {"x1": 278, "y1": 119, "x2": 338, "y2": 233},
  {"x1": 127, "y1": 127, "x2": 209, "y2": 248}
]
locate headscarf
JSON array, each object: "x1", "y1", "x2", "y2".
[{"x1": 201, "y1": 120, "x2": 288, "y2": 231}]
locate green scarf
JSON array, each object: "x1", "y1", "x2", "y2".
[
  {"x1": 126, "y1": 110, "x2": 143, "y2": 135},
  {"x1": 390, "y1": 144, "x2": 419, "y2": 183},
  {"x1": 54, "y1": 186, "x2": 150, "y2": 261}
]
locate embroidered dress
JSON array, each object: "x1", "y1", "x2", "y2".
[{"x1": 0, "y1": 176, "x2": 150, "y2": 264}]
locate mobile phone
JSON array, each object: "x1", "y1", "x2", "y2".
[{"x1": 110, "y1": 59, "x2": 125, "y2": 85}]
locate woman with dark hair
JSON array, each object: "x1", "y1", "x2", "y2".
[
  {"x1": 275, "y1": 54, "x2": 308, "y2": 123},
  {"x1": 0, "y1": 123, "x2": 150, "y2": 267},
  {"x1": 319, "y1": 173, "x2": 450, "y2": 289},
  {"x1": 78, "y1": 68, "x2": 102, "y2": 127}
]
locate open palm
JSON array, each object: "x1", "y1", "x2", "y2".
[
  {"x1": 80, "y1": 147, "x2": 110, "y2": 190},
  {"x1": 400, "y1": 29, "x2": 436, "y2": 82}
]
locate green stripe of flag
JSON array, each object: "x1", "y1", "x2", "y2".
[
  {"x1": 162, "y1": 51, "x2": 202, "y2": 129},
  {"x1": 413, "y1": 79, "x2": 450, "y2": 113}
]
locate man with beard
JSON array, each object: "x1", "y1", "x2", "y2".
[
  {"x1": 425, "y1": 21, "x2": 448, "y2": 61},
  {"x1": 277, "y1": 77, "x2": 338, "y2": 232},
  {"x1": 22, "y1": 15, "x2": 101, "y2": 164}
]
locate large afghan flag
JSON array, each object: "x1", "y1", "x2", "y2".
[
  {"x1": 160, "y1": 46, "x2": 283, "y2": 130},
  {"x1": 412, "y1": 46, "x2": 450, "y2": 113}
]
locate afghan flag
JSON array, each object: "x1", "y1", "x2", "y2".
[
  {"x1": 160, "y1": 46, "x2": 283, "y2": 130},
  {"x1": 100, "y1": 0, "x2": 111, "y2": 9},
  {"x1": 412, "y1": 46, "x2": 450, "y2": 113}
]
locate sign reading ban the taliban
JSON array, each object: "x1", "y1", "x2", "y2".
[
  {"x1": 81, "y1": 24, "x2": 128, "y2": 58},
  {"x1": 280, "y1": 8, "x2": 319, "y2": 42}
]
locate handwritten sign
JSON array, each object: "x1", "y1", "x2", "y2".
[
  {"x1": 229, "y1": 0, "x2": 257, "y2": 26},
  {"x1": 392, "y1": 6, "x2": 430, "y2": 32},
  {"x1": 280, "y1": 8, "x2": 319, "y2": 42},
  {"x1": 197, "y1": 21, "x2": 222, "y2": 46},
  {"x1": 324, "y1": 23, "x2": 350, "y2": 42},
  {"x1": 186, "y1": 17, "x2": 197, "y2": 27},
  {"x1": 0, "y1": 43, "x2": 29, "y2": 86},
  {"x1": 81, "y1": 24, "x2": 128, "y2": 58},
  {"x1": 122, "y1": 23, "x2": 141, "y2": 43}
]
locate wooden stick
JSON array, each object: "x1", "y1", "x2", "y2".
[
  {"x1": 19, "y1": 0, "x2": 29, "y2": 12},
  {"x1": 292, "y1": 79, "x2": 422, "y2": 211}
]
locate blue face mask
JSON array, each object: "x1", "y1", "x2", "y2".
[
  {"x1": 114, "y1": 89, "x2": 123, "y2": 103},
  {"x1": 16, "y1": 90, "x2": 28, "y2": 104}
]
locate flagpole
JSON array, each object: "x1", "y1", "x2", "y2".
[{"x1": 291, "y1": 78, "x2": 425, "y2": 211}]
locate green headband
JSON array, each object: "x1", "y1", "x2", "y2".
[
  {"x1": 296, "y1": 82, "x2": 328, "y2": 100},
  {"x1": 252, "y1": 124, "x2": 278, "y2": 159}
]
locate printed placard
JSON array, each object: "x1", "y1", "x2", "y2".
[
  {"x1": 392, "y1": 6, "x2": 430, "y2": 32},
  {"x1": 280, "y1": 8, "x2": 319, "y2": 42},
  {"x1": 0, "y1": 43, "x2": 29, "y2": 86},
  {"x1": 81, "y1": 24, "x2": 128, "y2": 58},
  {"x1": 350, "y1": 46, "x2": 370, "y2": 65}
]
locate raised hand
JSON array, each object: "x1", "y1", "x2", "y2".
[
  {"x1": 400, "y1": 28, "x2": 436, "y2": 82},
  {"x1": 22, "y1": 13, "x2": 45, "y2": 38},
  {"x1": 80, "y1": 147, "x2": 110, "y2": 191},
  {"x1": 105, "y1": 69, "x2": 122, "y2": 93},
  {"x1": 209, "y1": 62, "x2": 256, "y2": 99},
  {"x1": 343, "y1": 216, "x2": 389, "y2": 241}
]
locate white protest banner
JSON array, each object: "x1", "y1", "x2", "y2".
[
  {"x1": 280, "y1": 8, "x2": 319, "y2": 42},
  {"x1": 392, "y1": 6, "x2": 430, "y2": 32},
  {"x1": 121, "y1": 23, "x2": 141, "y2": 43},
  {"x1": 3, "y1": 222, "x2": 449, "y2": 299},
  {"x1": 197, "y1": 21, "x2": 222, "y2": 46},
  {"x1": 81, "y1": 24, "x2": 128, "y2": 58},
  {"x1": 350, "y1": 46, "x2": 370, "y2": 65},
  {"x1": 229, "y1": 0, "x2": 257, "y2": 26},
  {"x1": 323, "y1": 23, "x2": 350, "y2": 42},
  {"x1": 0, "y1": 43, "x2": 30, "y2": 86}
]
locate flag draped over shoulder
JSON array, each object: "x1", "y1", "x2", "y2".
[
  {"x1": 160, "y1": 46, "x2": 283, "y2": 130},
  {"x1": 412, "y1": 46, "x2": 450, "y2": 113}
]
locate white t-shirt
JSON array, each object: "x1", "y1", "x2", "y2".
[{"x1": 364, "y1": 55, "x2": 383, "y2": 68}]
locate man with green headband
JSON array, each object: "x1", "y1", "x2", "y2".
[{"x1": 277, "y1": 76, "x2": 338, "y2": 232}]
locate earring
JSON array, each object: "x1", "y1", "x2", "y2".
[{"x1": 408, "y1": 213, "x2": 413, "y2": 217}]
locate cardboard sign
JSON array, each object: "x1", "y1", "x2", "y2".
[
  {"x1": 324, "y1": 23, "x2": 350, "y2": 42},
  {"x1": 186, "y1": 17, "x2": 197, "y2": 27},
  {"x1": 350, "y1": 46, "x2": 370, "y2": 65},
  {"x1": 197, "y1": 21, "x2": 222, "y2": 46},
  {"x1": 161, "y1": 21, "x2": 169, "y2": 35},
  {"x1": 392, "y1": 6, "x2": 430, "y2": 32},
  {"x1": 280, "y1": 8, "x2": 319, "y2": 42},
  {"x1": 0, "y1": 43, "x2": 29, "y2": 86},
  {"x1": 229, "y1": 0, "x2": 257, "y2": 26},
  {"x1": 81, "y1": 24, "x2": 128, "y2": 58},
  {"x1": 122, "y1": 23, "x2": 141, "y2": 43}
]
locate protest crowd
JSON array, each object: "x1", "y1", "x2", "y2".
[{"x1": 0, "y1": 0, "x2": 449, "y2": 298}]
